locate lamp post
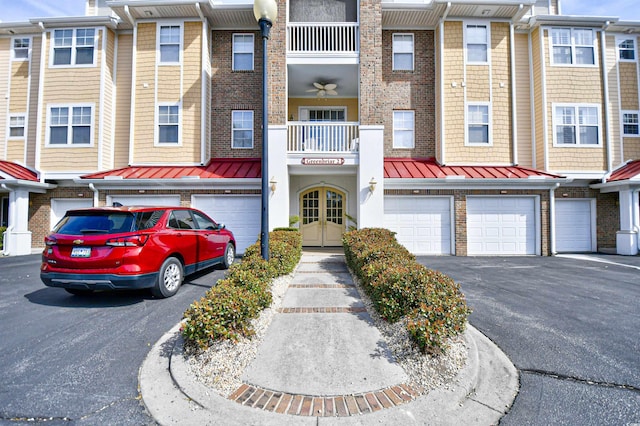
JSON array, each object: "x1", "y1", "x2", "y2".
[{"x1": 254, "y1": 0, "x2": 277, "y2": 260}]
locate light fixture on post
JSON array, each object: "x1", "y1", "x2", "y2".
[
  {"x1": 369, "y1": 177, "x2": 377, "y2": 193},
  {"x1": 254, "y1": 0, "x2": 277, "y2": 260},
  {"x1": 270, "y1": 176, "x2": 277, "y2": 192}
]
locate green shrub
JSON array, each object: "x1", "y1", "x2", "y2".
[
  {"x1": 182, "y1": 229, "x2": 302, "y2": 350},
  {"x1": 0, "y1": 227, "x2": 5, "y2": 251},
  {"x1": 343, "y1": 228, "x2": 471, "y2": 354}
]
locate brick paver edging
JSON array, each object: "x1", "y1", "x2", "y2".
[
  {"x1": 228, "y1": 383, "x2": 423, "y2": 417},
  {"x1": 277, "y1": 307, "x2": 367, "y2": 314}
]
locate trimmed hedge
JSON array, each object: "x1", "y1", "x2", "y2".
[
  {"x1": 343, "y1": 228, "x2": 471, "y2": 354},
  {"x1": 0, "y1": 227, "x2": 5, "y2": 251},
  {"x1": 182, "y1": 230, "x2": 302, "y2": 350}
]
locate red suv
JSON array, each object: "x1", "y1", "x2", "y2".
[{"x1": 40, "y1": 206, "x2": 236, "y2": 298}]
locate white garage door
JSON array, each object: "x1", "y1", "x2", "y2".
[
  {"x1": 192, "y1": 195, "x2": 260, "y2": 255},
  {"x1": 51, "y1": 198, "x2": 94, "y2": 230},
  {"x1": 108, "y1": 195, "x2": 181, "y2": 207},
  {"x1": 383, "y1": 196, "x2": 452, "y2": 255},
  {"x1": 555, "y1": 199, "x2": 594, "y2": 252},
  {"x1": 467, "y1": 197, "x2": 536, "y2": 255}
]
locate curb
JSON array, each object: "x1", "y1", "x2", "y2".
[{"x1": 139, "y1": 324, "x2": 518, "y2": 425}]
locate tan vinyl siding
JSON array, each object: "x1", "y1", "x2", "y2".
[
  {"x1": 466, "y1": 65, "x2": 490, "y2": 101},
  {"x1": 9, "y1": 61, "x2": 29, "y2": 112},
  {"x1": 443, "y1": 22, "x2": 465, "y2": 160},
  {"x1": 6, "y1": 140, "x2": 25, "y2": 163},
  {"x1": 39, "y1": 30, "x2": 103, "y2": 171},
  {"x1": 619, "y1": 62, "x2": 639, "y2": 110},
  {"x1": 102, "y1": 29, "x2": 116, "y2": 170},
  {"x1": 488, "y1": 22, "x2": 512, "y2": 164},
  {"x1": 543, "y1": 28, "x2": 607, "y2": 172},
  {"x1": 624, "y1": 138, "x2": 640, "y2": 159},
  {"x1": 604, "y1": 35, "x2": 620, "y2": 167},
  {"x1": 114, "y1": 33, "x2": 132, "y2": 168},
  {"x1": 515, "y1": 32, "x2": 533, "y2": 167},
  {"x1": 26, "y1": 36, "x2": 42, "y2": 167},
  {"x1": 532, "y1": 28, "x2": 545, "y2": 169},
  {"x1": 133, "y1": 22, "x2": 203, "y2": 164},
  {"x1": 0, "y1": 38, "x2": 8, "y2": 158}
]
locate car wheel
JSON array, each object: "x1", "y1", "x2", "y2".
[
  {"x1": 222, "y1": 243, "x2": 235, "y2": 269},
  {"x1": 152, "y1": 257, "x2": 183, "y2": 298},
  {"x1": 65, "y1": 288, "x2": 94, "y2": 296}
]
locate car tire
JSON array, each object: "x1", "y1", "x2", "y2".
[
  {"x1": 222, "y1": 243, "x2": 235, "y2": 269},
  {"x1": 152, "y1": 257, "x2": 183, "y2": 298},
  {"x1": 65, "y1": 288, "x2": 93, "y2": 296}
]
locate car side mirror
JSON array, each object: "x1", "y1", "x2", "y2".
[{"x1": 218, "y1": 223, "x2": 226, "y2": 230}]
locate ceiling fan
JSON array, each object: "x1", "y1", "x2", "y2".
[{"x1": 306, "y1": 82, "x2": 338, "y2": 97}]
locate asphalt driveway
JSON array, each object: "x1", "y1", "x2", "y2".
[{"x1": 417, "y1": 254, "x2": 640, "y2": 425}]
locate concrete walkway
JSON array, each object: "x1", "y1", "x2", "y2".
[{"x1": 139, "y1": 249, "x2": 519, "y2": 424}]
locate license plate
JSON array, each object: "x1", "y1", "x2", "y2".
[{"x1": 71, "y1": 247, "x2": 91, "y2": 258}]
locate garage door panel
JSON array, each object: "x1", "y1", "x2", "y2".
[
  {"x1": 467, "y1": 197, "x2": 536, "y2": 255},
  {"x1": 110, "y1": 196, "x2": 181, "y2": 207},
  {"x1": 51, "y1": 199, "x2": 94, "y2": 230},
  {"x1": 555, "y1": 200, "x2": 593, "y2": 252},
  {"x1": 384, "y1": 197, "x2": 451, "y2": 255}
]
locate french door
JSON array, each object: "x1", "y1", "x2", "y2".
[{"x1": 300, "y1": 187, "x2": 345, "y2": 247}]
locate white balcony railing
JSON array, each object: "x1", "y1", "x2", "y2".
[
  {"x1": 288, "y1": 122, "x2": 359, "y2": 153},
  {"x1": 287, "y1": 23, "x2": 359, "y2": 54}
]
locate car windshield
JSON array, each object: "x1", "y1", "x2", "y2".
[{"x1": 53, "y1": 210, "x2": 164, "y2": 235}]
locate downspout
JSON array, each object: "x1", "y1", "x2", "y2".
[
  {"x1": 89, "y1": 183, "x2": 99, "y2": 206},
  {"x1": 1, "y1": 184, "x2": 13, "y2": 256},
  {"x1": 600, "y1": 24, "x2": 613, "y2": 172},
  {"x1": 439, "y1": 2, "x2": 451, "y2": 165},
  {"x1": 510, "y1": 22, "x2": 518, "y2": 165},
  {"x1": 126, "y1": 5, "x2": 137, "y2": 165},
  {"x1": 34, "y1": 22, "x2": 47, "y2": 176},
  {"x1": 549, "y1": 182, "x2": 560, "y2": 255},
  {"x1": 196, "y1": 3, "x2": 208, "y2": 165}
]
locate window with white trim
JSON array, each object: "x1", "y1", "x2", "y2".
[
  {"x1": 467, "y1": 103, "x2": 490, "y2": 144},
  {"x1": 466, "y1": 24, "x2": 488, "y2": 63},
  {"x1": 623, "y1": 111, "x2": 639, "y2": 136},
  {"x1": 393, "y1": 110, "x2": 415, "y2": 149},
  {"x1": 52, "y1": 28, "x2": 95, "y2": 66},
  {"x1": 232, "y1": 110, "x2": 254, "y2": 148},
  {"x1": 12, "y1": 38, "x2": 30, "y2": 60},
  {"x1": 159, "y1": 25, "x2": 181, "y2": 64},
  {"x1": 9, "y1": 114, "x2": 26, "y2": 138},
  {"x1": 618, "y1": 38, "x2": 636, "y2": 61},
  {"x1": 47, "y1": 105, "x2": 93, "y2": 145},
  {"x1": 392, "y1": 34, "x2": 414, "y2": 71},
  {"x1": 553, "y1": 105, "x2": 600, "y2": 145},
  {"x1": 158, "y1": 105, "x2": 180, "y2": 144},
  {"x1": 550, "y1": 28, "x2": 595, "y2": 65},
  {"x1": 232, "y1": 34, "x2": 254, "y2": 71}
]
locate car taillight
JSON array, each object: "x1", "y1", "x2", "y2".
[
  {"x1": 106, "y1": 235, "x2": 149, "y2": 247},
  {"x1": 45, "y1": 236, "x2": 57, "y2": 246}
]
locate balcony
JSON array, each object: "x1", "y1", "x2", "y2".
[
  {"x1": 287, "y1": 122, "x2": 359, "y2": 153},
  {"x1": 287, "y1": 23, "x2": 359, "y2": 55}
]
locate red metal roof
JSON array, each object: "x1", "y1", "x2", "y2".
[
  {"x1": 0, "y1": 160, "x2": 39, "y2": 182},
  {"x1": 81, "y1": 158, "x2": 262, "y2": 180},
  {"x1": 607, "y1": 160, "x2": 640, "y2": 182},
  {"x1": 384, "y1": 158, "x2": 560, "y2": 179}
]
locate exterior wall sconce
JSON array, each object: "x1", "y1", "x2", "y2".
[
  {"x1": 270, "y1": 177, "x2": 277, "y2": 192},
  {"x1": 369, "y1": 177, "x2": 377, "y2": 193}
]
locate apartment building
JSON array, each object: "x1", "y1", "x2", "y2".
[{"x1": 1, "y1": 0, "x2": 639, "y2": 256}]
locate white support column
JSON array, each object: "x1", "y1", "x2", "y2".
[
  {"x1": 3, "y1": 187, "x2": 32, "y2": 256},
  {"x1": 616, "y1": 189, "x2": 639, "y2": 255},
  {"x1": 267, "y1": 125, "x2": 289, "y2": 230},
  {"x1": 357, "y1": 125, "x2": 384, "y2": 229}
]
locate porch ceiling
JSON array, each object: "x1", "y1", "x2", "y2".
[{"x1": 288, "y1": 64, "x2": 359, "y2": 98}]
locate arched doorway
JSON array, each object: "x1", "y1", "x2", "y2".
[{"x1": 300, "y1": 187, "x2": 345, "y2": 247}]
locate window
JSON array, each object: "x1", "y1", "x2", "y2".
[
  {"x1": 9, "y1": 115, "x2": 26, "y2": 138},
  {"x1": 47, "y1": 105, "x2": 93, "y2": 145},
  {"x1": 467, "y1": 104, "x2": 490, "y2": 144},
  {"x1": 12, "y1": 38, "x2": 30, "y2": 60},
  {"x1": 554, "y1": 105, "x2": 600, "y2": 145},
  {"x1": 550, "y1": 28, "x2": 595, "y2": 65},
  {"x1": 619, "y1": 39, "x2": 636, "y2": 61},
  {"x1": 52, "y1": 28, "x2": 95, "y2": 66},
  {"x1": 159, "y1": 25, "x2": 181, "y2": 63},
  {"x1": 393, "y1": 111, "x2": 415, "y2": 149},
  {"x1": 233, "y1": 34, "x2": 254, "y2": 71},
  {"x1": 393, "y1": 34, "x2": 414, "y2": 71},
  {"x1": 623, "y1": 112, "x2": 639, "y2": 136},
  {"x1": 168, "y1": 210, "x2": 195, "y2": 230},
  {"x1": 466, "y1": 24, "x2": 488, "y2": 63},
  {"x1": 158, "y1": 105, "x2": 180, "y2": 144},
  {"x1": 232, "y1": 110, "x2": 254, "y2": 148}
]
